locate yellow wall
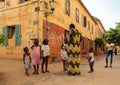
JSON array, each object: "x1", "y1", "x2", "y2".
[
  {"x1": 46, "y1": 0, "x2": 97, "y2": 40},
  {"x1": 0, "y1": 0, "x2": 105, "y2": 59},
  {"x1": 0, "y1": 0, "x2": 44, "y2": 59},
  {"x1": 94, "y1": 18, "x2": 105, "y2": 39}
]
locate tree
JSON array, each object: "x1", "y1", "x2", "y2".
[
  {"x1": 105, "y1": 22, "x2": 120, "y2": 46},
  {"x1": 94, "y1": 38, "x2": 104, "y2": 47},
  {"x1": 0, "y1": 34, "x2": 5, "y2": 44},
  {"x1": 94, "y1": 38, "x2": 105, "y2": 55}
]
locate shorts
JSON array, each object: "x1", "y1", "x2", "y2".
[{"x1": 89, "y1": 61, "x2": 94, "y2": 66}]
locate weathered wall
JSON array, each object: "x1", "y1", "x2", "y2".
[
  {"x1": 0, "y1": 1, "x2": 43, "y2": 59},
  {"x1": 0, "y1": 0, "x2": 105, "y2": 60}
]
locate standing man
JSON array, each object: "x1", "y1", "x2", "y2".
[
  {"x1": 67, "y1": 24, "x2": 82, "y2": 75},
  {"x1": 105, "y1": 39, "x2": 115, "y2": 68}
]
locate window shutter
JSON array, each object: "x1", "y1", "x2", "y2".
[
  {"x1": 15, "y1": 24, "x2": 21, "y2": 45},
  {"x1": 82, "y1": 15, "x2": 87, "y2": 27},
  {"x1": 84, "y1": 16, "x2": 87, "y2": 27},
  {"x1": 66, "y1": 0, "x2": 70, "y2": 16},
  {"x1": 20, "y1": 0, "x2": 25, "y2": 3},
  {"x1": 2, "y1": 26, "x2": 8, "y2": 46},
  {"x1": 82, "y1": 15, "x2": 84, "y2": 26}
]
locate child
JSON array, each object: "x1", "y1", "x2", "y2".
[
  {"x1": 61, "y1": 44, "x2": 68, "y2": 71},
  {"x1": 31, "y1": 39, "x2": 41, "y2": 75},
  {"x1": 41, "y1": 39, "x2": 50, "y2": 73},
  {"x1": 88, "y1": 47, "x2": 95, "y2": 73},
  {"x1": 23, "y1": 47, "x2": 31, "y2": 76}
]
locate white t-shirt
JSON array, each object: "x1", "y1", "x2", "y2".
[
  {"x1": 61, "y1": 49, "x2": 68, "y2": 60},
  {"x1": 89, "y1": 53, "x2": 95, "y2": 62},
  {"x1": 106, "y1": 43, "x2": 114, "y2": 50},
  {"x1": 63, "y1": 43, "x2": 68, "y2": 50},
  {"x1": 42, "y1": 45, "x2": 50, "y2": 57}
]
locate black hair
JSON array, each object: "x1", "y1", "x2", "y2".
[
  {"x1": 43, "y1": 38, "x2": 49, "y2": 45},
  {"x1": 61, "y1": 44, "x2": 64, "y2": 49},
  {"x1": 89, "y1": 47, "x2": 93, "y2": 53},
  {"x1": 69, "y1": 24, "x2": 75, "y2": 29},
  {"x1": 34, "y1": 39, "x2": 39, "y2": 45},
  {"x1": 64, "y1": 38, "x2": 68, "y2": 44},
  {"x1": 23, "y1": 47, "x2": 29, "y2": 53}
]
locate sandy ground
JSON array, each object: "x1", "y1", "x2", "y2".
[{"x1": 0, "y1": 54, "x2": 120, "y2": 85}]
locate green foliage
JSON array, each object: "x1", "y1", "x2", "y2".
[
  {"x1": 94, "y1": 38, "x2": 104, "y2": 47},
  {"x1": 105, "y1": 22, "x2": 120, "y2": 45},
  {"x1": 0, "y1": 34, "x2": 5, "y2": 44}
]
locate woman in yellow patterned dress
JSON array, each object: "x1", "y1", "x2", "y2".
[{"x1": 67, "y1": 24, "x2": 82, "y2": 75}]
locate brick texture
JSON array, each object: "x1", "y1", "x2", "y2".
[{"x1": 43, "y1": 21, "x2": 64, "y2": 62}]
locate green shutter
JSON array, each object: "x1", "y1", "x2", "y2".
[
  {"x1": 2, "y1": 26, "x2": 8, "y2": 46},
  {"x1": 82, "y1": 15, "x2": 84, "y2": 26},
  {"x1": 84, "y1": 16, "x2": 87, "y2": 27},
  {"x1": 15, "y1": 24, "x2": 21, "y2": 45}
]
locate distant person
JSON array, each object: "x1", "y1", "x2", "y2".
[
  {"x1": 23, "y1": 47, "x2": 31, "y2": 76},
  {"x1": 88, "y1": 47, "x2": 95, "y2": 73},
  {"x1": 105, "y1": 39, "x2": 115, "y2": 68},
  {"x1": 67, "y1": 24, "x2": 82, "y2": 76},
  {"x1": 41, "y1": 39, "x2": 50, "y2": 73},
  {"x1": 31, "y1": 39, "x2": 41, "y2": 75},
  {"x1": 60, "y1": 43, "x2": 68, "y2": 71},
  {"x1": 114, "y1": 47, "x2": 117, "y2": 55}
]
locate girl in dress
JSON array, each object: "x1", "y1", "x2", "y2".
[
  {"x1": 61, "y1": 44, "x2": 68, "y2": 71},
  {"x1": 31, "y1": 39, "x2": 41, "y2": 75},
  {"x1": 23, "y1": 47, "x2": 31, "y2": 76}
]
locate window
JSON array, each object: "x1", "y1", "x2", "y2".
[
  {"x1": 88, "y1": 21, "x2": 90, "y2": 30},
  {"x1": 0, "y1": 0, "x2": 5, "y2": 8},
  {"x1": 82, "y1": 37, "x2": 85, "y2": 50},
  {"x1": 98, "y1": 29, "x2": 102, "y2": 37},
  {"x1": 8, "y1": 26, "x2": 15, "y2": 39},
  {"x1": 82, "y1": 15, "x2": 87, "y2": 27},
  {"x1": 2, "y1": 24, "x2": 21, "y2": 46},
  {"x1": 75, "y1": 8, "x2": 79, "y2": 22},
  {"x1": 91, "y1": 25, "x2": 93, "y2": 34},
  {"x1": 102, "y1": 34, "x2": 105, "y2": 39},
  {"x1": 65, "y1": 0, "x2": 70, "y2": 16},
  {"x1": 20, "y1": 0, "x2": 29, "y2": 3}
]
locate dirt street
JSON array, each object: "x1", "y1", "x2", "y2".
[{"x1": 0, "y1": 54, "x2": 120, "y2": 85}]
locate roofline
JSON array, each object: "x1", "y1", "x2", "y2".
[
  {"x1": 78, "y1": 0, "x2": 106, "y2": 32},
  {"x1": 98, "y1": 19, "x2": 106, "y2": 32},
  {"x1": 92, "y1": 16, "x2": 106, "y2": 32},
  {"x1": 78, "y1": 0, "x2": 96, "y2": 24}
]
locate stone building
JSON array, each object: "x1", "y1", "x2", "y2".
[{"x1": 0, "y1": 0, "x2": 105, "y2": 61}]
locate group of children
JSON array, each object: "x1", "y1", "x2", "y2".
[
  {"x1": 23, "y1": 39, "x2": 95, "y2": 76},
  {"x1": 23, "y1": 39, "x2": 50, "y2": 76}
]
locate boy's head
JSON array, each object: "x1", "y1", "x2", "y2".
[
  {"x1": 108, "y1": 39, "x2": 112, "y2": 44},
  {"x1": 23, "y1": 47, "x2": 29, "y2": 53},
  {"x1": 43, "y1": 38, "x2": 49, "y2": 45},
  {"x1": 89, "y1": 47, "x2": 93, "y2": 53}
]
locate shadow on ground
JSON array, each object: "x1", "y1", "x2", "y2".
[{"x1": 0, "y1": 72, "x2": 6, "y2": 85}]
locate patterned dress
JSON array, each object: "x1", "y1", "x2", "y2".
[
  {"x1": 67, "y1": 28, "x2": 81, "y2": 75},
  {"x1": 32, "y1": 46, "x2": 40, "y2": 65}
]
